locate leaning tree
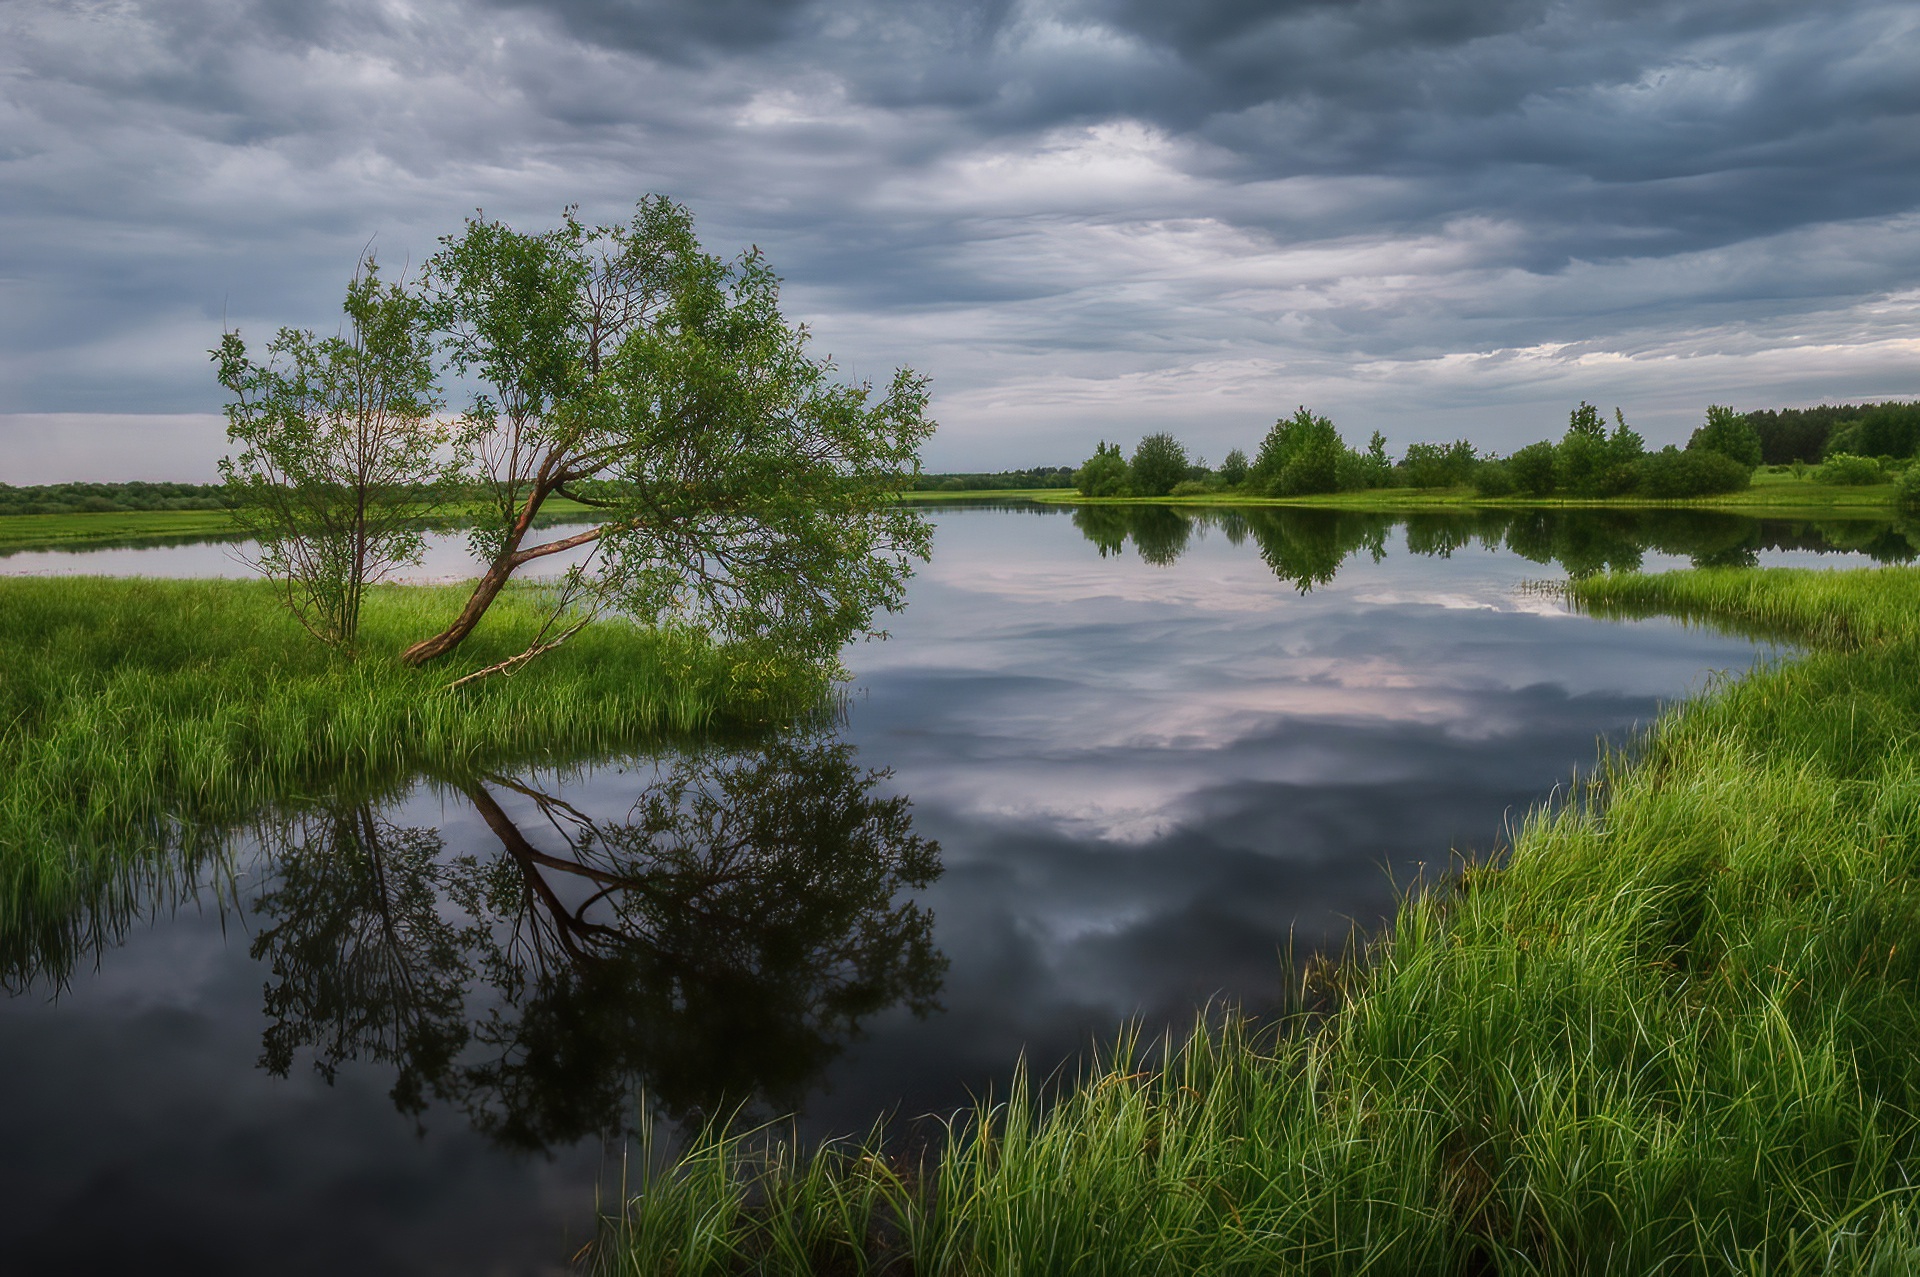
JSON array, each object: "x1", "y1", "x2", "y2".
[{"x1": 402, "y1": 197, "x2": 934, "y2": 670}]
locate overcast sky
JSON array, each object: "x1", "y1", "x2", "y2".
[{"x1": 3, "y1": 0, "x2": 1918, "y2": 481}]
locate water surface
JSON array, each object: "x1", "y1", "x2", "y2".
[{"x1": 0, "y1": 504, "x2": 1885, "y2": 1274}]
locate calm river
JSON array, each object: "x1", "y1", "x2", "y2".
[{"x1": 0, "y1": 504, "x2": 1902, "y2": 1275}]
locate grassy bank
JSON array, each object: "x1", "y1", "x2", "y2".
[
  {"x1": 0, "y1": 577, "x2": 827, "y2": 945},
  {"x1": 0, "y1": 496, "x2": 605, "y2": 552},
  {"x1": 595, "y1": 564, "x2": 1920, "y2": 1274},
  {"x1": 0, "y1": 508, "x2": 244, "y2": 551}
]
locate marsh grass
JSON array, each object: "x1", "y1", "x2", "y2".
[
  {"x1": 0, "y1": 575, "x2": 827, "y2": 947},
  {"x1": 596, "y1": 566, "x2": 1920, "y2": 1275}
]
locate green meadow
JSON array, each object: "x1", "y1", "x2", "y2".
[
  {"x1": 592, "y1": 563, "x2": 1920, "y2": 1275},
  {"x1": 0, "y1": 496, "x2": 606, "y2": 553}
]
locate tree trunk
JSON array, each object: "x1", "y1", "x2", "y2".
[
  {"x1": 404, "y1": 476, "x2": 628, "y2": 665},
  {"x1": 400, "y1": 556, "x2": 518, "y2": 665}
]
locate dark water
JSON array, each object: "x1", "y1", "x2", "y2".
[{"x1": 0, "y1": 505, "x2": 1892, "y2": 1274}]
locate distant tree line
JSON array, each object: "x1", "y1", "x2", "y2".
[
  {"x1": 911, "y1": 466, "x2": 1076, "y2": 492},
  {"x1": 0, "y1": 481, "x2": 230, "y2": 516},
  {"x1": 1075, "y1": 399, "x2": 1920, "y2": 502}
]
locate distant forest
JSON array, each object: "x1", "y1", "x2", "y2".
[
  {"x1": 0, "y1": 481, "x2": 228, "y2": 516},
  {"x1": 911, "y1": 466, "x2": 1076, "y2": 491}
]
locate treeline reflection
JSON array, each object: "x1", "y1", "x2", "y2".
[
  {"x1": 3, "y1": 732, "x2": 945, "y2": 1150},
  {"x1": 1070, "y1": 505, "x2": 1919, "y2": 588}
]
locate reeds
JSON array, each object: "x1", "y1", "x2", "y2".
[
  {"x1": 0, "y1": 576, "x2": 828, "y2": 945},
  {"x1": 596, "y1": 565, "x2": 1920, "y2": 1274}
]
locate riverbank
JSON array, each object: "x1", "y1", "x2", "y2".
[
  {"x1": 594, "y1": 564, "x2": 1920, "y2": 1273},
  {"x1": 0, "y1": 496, "x2": 606, "y2": 553},
  {"x1": 0, "y1": 478, "x2": 1901, "y2": 553},
  {"x1": 0, "y1": 576, "x2": 828, "y2": 938}
]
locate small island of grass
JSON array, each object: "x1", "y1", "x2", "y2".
[{"x1": 0, "y1": 576, "x2": 832, "y2": 940}]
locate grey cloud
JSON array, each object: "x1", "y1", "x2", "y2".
[{"x1": 3, "y1": 0, "x2": 1917, "y2": 466}]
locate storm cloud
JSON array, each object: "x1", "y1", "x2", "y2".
[{"x1": 2, "y1": 0, "x2": 1916, "y2": 479}]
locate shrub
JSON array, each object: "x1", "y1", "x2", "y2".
[
  {"x1": 1168, "y1": 479, "x2": 1211, "y2": 497},
  {"x1": 1218, "y1": 448, "x2": 1249, "y2": 488},
  {"x1": 1814, "y1": 452, "x2": 1884, "y2": 486},
  {"x1": 1472, "y1": 459, "x2": 1515, "y2": 496},
  {"x1": 1637, "y1": 446, "x2": 1751, "y2": 498},
  {"x1": 1128, "y1": 432, "x2": 1189, "y2": 497},
  {"x1": 1686, "y1": 405, "x2": 1763, "y2": 470},
  {"x1": 1276, "y1": 441, "x2": 1342, "y2": 496},
  {"x1": 1398, "y1": 440, "x2": 1478, "y2": 489},
  {"x1": 1251, "y1": 407, "x2": 1347, "y2": 496},
  {"x1": 1896, "y1": 465, "x2": 1920, "y2": 514},
  {"x1": 1507, "y1": 441, "x2": 1558, "y2": 495},
  {"x1": 1074, "y1": 442, "x2": 1130, "y2": 497}
]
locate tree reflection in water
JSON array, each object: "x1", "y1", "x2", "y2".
[
  {"x1": 248, "y1": 734, "x2": 945, "y2": 1150},
  {"x1": 1066, "y1": 503, "x2": 1920, "y2": 588}
]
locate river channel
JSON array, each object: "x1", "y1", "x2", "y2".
[{"x1": 0, "y1": 503, "x2": 1904, "y2": 1275}]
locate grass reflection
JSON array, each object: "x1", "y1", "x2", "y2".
[{"x1": 6, "y1": 730, "x2": 946, "y2": 1148}]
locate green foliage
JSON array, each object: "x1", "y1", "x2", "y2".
[
  {"x1": 601, "y1": 565, "x2": 1920, "y2": 1274},
  {"x1": 0, "y1": 482, "x2": 227, "y2": 517},
  {"x1": 214, "y1": 258, "x2": 453, "y2": 647},
  {"x1": 1637, "y1": 445, "x2": 1753, "y2": 498},
  {"x1": 0, "y1": 577, "x2": 828, "y2": 947},
  {"x1": 1687, "y1": 404, "x2": 1763, "y2": 470},
  {"x1": 910, "y1": 467, "x2": 1074, "y2": 492},
  {"x1": 1251, "y1": 407, "x2": 1350, "y2": 496},
  {"x1": 238, "y1": 735, "x2": 944, "y2": 1140},
  {"x1": 417, "y1": 197, "x2": 934, "y2": 669},
  {"x1": 1218, "y1": 447, "x2": 1249, "y2": 487},
  {"x1": 1555, "y1": 404, "x2": 1645, "y2": 497},
  {"x1": 1898, "y1": 466, "x2": 1920, "y2": 515},
  {"x1": 1506, "y1": 440, "x2": 1559, "y2": 495},
  {"x1": 1397, "y1": 439, "x2": 1479, "y2": 489},
  {"x1": 1074, "y1": 441, "x2": 1130, "y2": 497},
  {"x1": 1829, "y1": 403, "x2": 1920, "y2": 461},
  {"x1": 1816, "y1": 453, "x2": 1885, "y2": 486},
  {"x1": 1127, "y1": 431, "x2": 1189, "y2": 497},
  {"x1": 1746, "y1": 405, "x2": 1853, "y2": 465},
  {"x1": 1471, "y1": 458, "x2": 1515, "y2": 496}
]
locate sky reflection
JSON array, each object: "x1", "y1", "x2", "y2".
[{"x1": 0, "y1": 504, "x2": 1816, "y2": 1274}]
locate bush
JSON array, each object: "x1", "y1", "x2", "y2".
[
  {"x1": 1472, "y1": 460, "x2": 1515, "y2": 497},
  {"x1": 1168, "y1": 479, "x2": 1211, "y2": 498},
  {"x1": 1686, "y1": 405, "x2": 1763, "y2": 470},
  {"x1": 1275, "y1": 442, "x2": 1342, "y2": 496},
  {"x1": 1251, "y1": 407, "x2": 1346, "y2": 496},
  {"x1": 1074, "y1": 442, "x2": 1130, "y2": 497},
  {"x1": 1896, "y1": 466, "x2": 1920, "y2": 514},
  {"x1": 1814, "y1": 452, "x2": 1884, "y2": 486},
  {"x1": 1128, "y1": 432, "x2": 1189, "y2": 497},
  {"x1": 1397, "y1": 440, "x2": 1478, "y2": 489},
  {"x1": 1218, "y1": 448, "x2": 1249, "y2": 488},
  {"x1": 1637, "y1": 446, "x2": 1751, "y2": 498},
  {"x1": 1506, "y1": 441, "x2": 1558, "y2": 495}
]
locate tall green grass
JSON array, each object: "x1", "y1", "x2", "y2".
[
  {"x1": 0, "y1": 576, "x2": 827, "y2": 953},
  {"x1": 594, "y1": 566, "x2": 1920, "y2": 1275}
]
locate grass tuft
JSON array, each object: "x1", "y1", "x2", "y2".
[{"x1": 0, "y1": 575, "x2": 828, "y2": 957}]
